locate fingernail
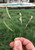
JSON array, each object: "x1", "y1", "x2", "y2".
[{"x1": 15, "y1": 40, "x2": 20, "y2": 47}]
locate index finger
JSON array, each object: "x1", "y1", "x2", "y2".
[{"x1": 18, "y1": 37, "x2": 35, "y2": 50}]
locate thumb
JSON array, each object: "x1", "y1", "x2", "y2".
[{"x1": 14, "y1": 40, "x2": 23, "y2": 50}]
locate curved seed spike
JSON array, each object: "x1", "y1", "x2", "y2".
[
  {"x1": 3, "y1": 21, "x2": 13, "y2": 32},
  {"x1": 6, "y1": 7, "x2": 11, "y2": 19}
]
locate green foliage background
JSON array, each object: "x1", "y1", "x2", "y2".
[{"x1": 0, "y1": 8, "x2": 35, "y2": 50}]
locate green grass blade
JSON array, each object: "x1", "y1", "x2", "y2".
[
  {"x1": 3, "y1": 21, "x2": 13, "y2": 32},
  {"x1": 6, "y1": 7, "x2": 11, "y2": 19}
]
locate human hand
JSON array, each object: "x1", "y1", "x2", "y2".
[{"x1": 10, "y1": 37, "x2": 35, "y2": 50}]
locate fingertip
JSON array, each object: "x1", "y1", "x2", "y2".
[{"x1": 9, "y1": 42, "x2": 14, "y2": 47}]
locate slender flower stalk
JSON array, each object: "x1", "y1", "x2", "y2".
[
  {"x1": 25, "y1": 16, "x2": 33, "y2": 28},
  {"x1": 19, "y1": 13, "x2": 22, "y2": 24}
]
